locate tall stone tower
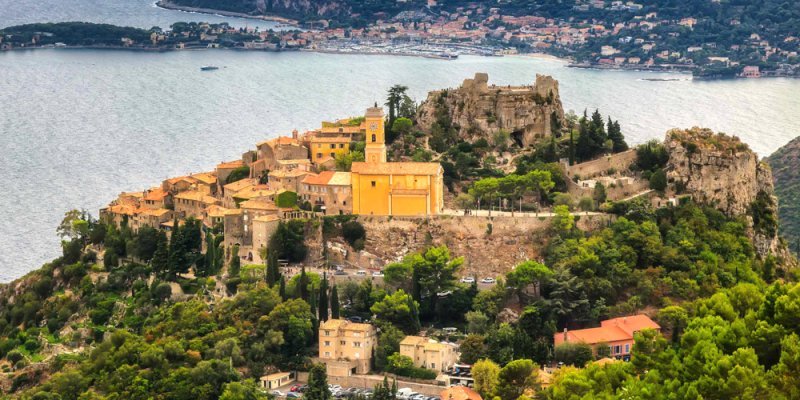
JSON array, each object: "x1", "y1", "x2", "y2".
[{"x1": 364, "y1": 106, "x2": 386, "y2": 164}]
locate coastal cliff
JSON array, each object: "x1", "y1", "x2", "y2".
[
  {"x1": 415, "y1": 73, "x2": 565, "y2": 148},
  {"x1": 665, "y1": 127, "x2": 782, "y2": 257}
]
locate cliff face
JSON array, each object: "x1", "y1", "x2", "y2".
[
  {"x1": 767, "y1": 136, "x2": 800, "y2": 247},
  {"x1": 416, "y1": 73, "x2": 565, "y2": 148},
  {"x1": 665, "y1": 127, "x2": 781, "y2": 256}
]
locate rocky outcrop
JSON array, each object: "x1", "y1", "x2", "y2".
[
  {"x1": 665, "y1": 127, "x2": 781, "y2": 256},
  {"x1": 416, "y1": 73, "x2": 565, "y2": 148}
]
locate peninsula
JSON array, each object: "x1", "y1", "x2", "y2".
[{"x1": 0, "y1": 73, "x2": 798, "y2": 399}]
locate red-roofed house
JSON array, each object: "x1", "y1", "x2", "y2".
[{"x1": 554, "y1": 314, "x2": 660, "y2": 360}]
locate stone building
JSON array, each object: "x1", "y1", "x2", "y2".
[
  {"x1": 400, "y1": 336, "x2": 459, "y2": 372},
  {"x1": 319, "y1": 319, "x2": 377, "y2": 376}
]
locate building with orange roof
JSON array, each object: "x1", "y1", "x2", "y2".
[
  {"x1": 268, "y1": 169, "x2": 311, "y2": 193},
  {"x1": 175, "y1": 190, "x2": 219, "y2": 220},
  {"x1": 554, "y1": 314, "x2": 660, "y2": 360},
  {"x1": 143, "y1": 187, "x2": 171, "y2": 209},
  {"x1": 254, "y1": 133, "x2": 309, "y2": 175},
  {"x1": 300, "y1": 171, "x2": 352, "y2": 215},
  {"x1": 162, "y1": 175, "x2": 198, "y2": 194},
  {"x1": 309, "y1": 135, "x2": 352, "y2": 164},
  {"x1": 350, "y1": 106, "x2": 443, "y2": 217},
  {"x1": 319, "y1": 319, "x2": 377, "y2": 376},
  {"x1": 222, "y1": 178, "x2": 257, "y2": 207},
  {"x1": 131, "y1": 207, "x2": 173, "y2": 232},
  {"x1": 400, "y1": 336, "x2": 459, "y2": 372},
  {"x1": 191, "y1": 172, "x2": 218, "y2": 194},
  {"x1": 440, "y1": 386, "x2": 482, "y2": 400}
]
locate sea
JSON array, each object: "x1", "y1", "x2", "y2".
[{"x1": 1, "y1": 0, "x2": 799, "y2": 282}]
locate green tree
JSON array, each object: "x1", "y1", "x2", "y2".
[
  {"x1": 330, "y1": 284, "x2": 340, "y2": 319},
  {"x1": 472, "y1": 359, "x2": 500, "y2": 399},
  {"x1": 375, "y1": 323, "x2": 405, "y2": 371},
  {"x1": 318, "y1": 273, "x2": 329, "y2": 322},
  {"x1": 554, "y1": 342, "x2": 593, "y2": 367},
  {"x1": 306, "y1": 364, "x2": 331, "y2": 400},
  {"x1": 220, "y1": 380, "x2": 268, "y2": 400},
  {"x1": 506, "y1": 260, "x2": 553, "y2": 302},
  {"x1": 459, "y1": 334, "x2": 487, "y2": 364},
  {"x1": 371, "y1": 290, "x2": 420, "y2": 334},
  {"x1": 496, "y1": 359, "x2": 540, "y2": 400}
]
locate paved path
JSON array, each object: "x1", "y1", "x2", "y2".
[{"x1": 441, "y1": 209, "x2": 606, "y2": 218}]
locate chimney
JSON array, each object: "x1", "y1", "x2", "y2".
[
  {"x1": 292, "y1": 129, "x2": 298, "y2": 140},
  {"x1": 563, "y1": 328, "x2": 568, "y2": 342}
]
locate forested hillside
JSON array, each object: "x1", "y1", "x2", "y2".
[{"x1": 768, "y1": 136, "x2": 800, "y2": 253}]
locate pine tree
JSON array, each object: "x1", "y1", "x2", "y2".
[
  {"x1": 229, "y1": 244, "x2": 241, "y2": 278},
  {"x1": 319, "y1": 273, "x2": 329, "y2": 322},
  {"x1": 151, "y1": 231, "x2": 169, "y2": 278},
  {"x1": 310, "y1": 287, "x2": 318, "y2": 318},
  {"x1": 607, "y1": 118, "x2": 628, "y2": 152},
  {"x1": 266, "y1": 250, "x2": 279, "y2": 287},
  {"x1": 330, "y1": 284, "x2": 340, "y2": 319}
]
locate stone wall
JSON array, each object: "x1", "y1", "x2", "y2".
[
  {"x1": 565, "y1": 149, "x2": 638, "y2": 180},
  {"x1": 339, "y1": 214, "x2": 615, "y2": 278},
  {"x1": 416, "y1": 73, "x2": 565, "y2": 148}
]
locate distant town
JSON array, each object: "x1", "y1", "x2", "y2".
[{"x1": 3, "y1": 0, "x2": 799, "y2": 78}]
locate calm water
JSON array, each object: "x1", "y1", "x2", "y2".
[{"x1": 1, "y1": 3, "x2": 799, "y2": 283}]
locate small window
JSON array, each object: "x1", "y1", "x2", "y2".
[
  {"x1": 371, "y1": 134, "x2": 376, "y2": 142},
  {"x1": 324, "y1": 341, "x2": 331, "y2": 346},
  {"x1": 317, "y1": 153, "x2": 323, "y2": 159},
  {"x1": 330, "y1": 152, "x2": 336, "y2": 158},
  {"x1": 324, "y1": 351, "x2": 331, "y2": 357},
  {"x1": 330, "y1": 144, "x2": 335, "y2": 149},
  {"x1": 353, "y1": 342, "x2": 361, "y2": 348},
  {"x1": 340, "y1": 340, "x2": 346, "y2": 345},
  {"x1": 371, "y1": 181, "x2": 376, "y2": 187},
  {"x1": 614, "y1": 345, "x2": 621, "y2": 354},
  {"x1": 625, "y1": 344, "x2": 630, "y2": 354},
  {"x1": 339, "y1": 143, "x2": 345, "y2": 148},
  {"x1": 324, "y1": 331, "x2": 330, "y2": 336}
]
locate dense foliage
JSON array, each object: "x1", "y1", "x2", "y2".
[{"x1": 768, "y1": 136, "x2": 800, "y2": 252}]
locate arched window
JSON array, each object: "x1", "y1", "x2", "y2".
[{"x1": 371, "y1": 134, "x2": 376, "y2": 142}]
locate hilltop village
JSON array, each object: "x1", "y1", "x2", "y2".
[
  {"x1": 102, "y1": 105, "x2": 444, "y2": 264},
  {"x1": 2, "y1": 73, "x2": 799, "y2": 398}
]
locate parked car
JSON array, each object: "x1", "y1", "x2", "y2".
[
  {"x1": 410, "y1": 394, "x2": 427, "y2": 400},
  {"x1": 443, "y1": 327, "x2": 458, "y2": 334},
  {"x1": 460, "y1": 276, "x2": 475, "y2": 284},
  {"x1": 355, "y1": 270, "x2": 367, "y2": 276},
  {"x1": 271, "y1": 391, "x2": 285, "y2": 398},
  {"x1": 347, "y1": 316, "x2": 363, "y2": 323},
  {"x1": 290, "y1": 385, "x2": 302, "y2": 392},
  {"x1": 286, "y1": 392, "x2": 302, "y2": 399},
  {"x1": 334, "y1": 270, "x2": 348, "y2": 276},
  {"x1": 372, "y1": 270, "x2": 384, "y2": 277},
  {"x1": 480, "y1": 277, "x2": 496, "y2": 284},
  {"x1": 396, "y1": 388, "x2": 415, "y2": 400}
]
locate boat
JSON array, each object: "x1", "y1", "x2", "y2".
[{"x1": 200, "y1": 66, "x2": 219, "y2": 71}]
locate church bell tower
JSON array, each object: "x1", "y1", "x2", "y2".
[{"x1": 364, "y1": 105, "x2": 386, "y2": 163}]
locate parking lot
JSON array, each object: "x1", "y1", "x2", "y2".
[{"x1": 270, "y1": 384, "x2": 442, "y2": 400}]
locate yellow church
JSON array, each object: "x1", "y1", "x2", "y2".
[{"x1": 350, "y1": 106, "x2": 444, "y2": 216}]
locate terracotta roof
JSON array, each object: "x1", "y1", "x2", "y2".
[
  {"x1": 191, "y1": 172, "x2": 217, "y2": 185},
  {"x1": 258, "y1": 136, "x2": 301, "y2": 148},
  {"x1": 139, "y1": 208, "x2": 171, "y2": 217},
  {"x1": 143, "y1": 188, "x2": 169, "y2": 201},
  {"x1": 302, "y1": 171, "x2": 334, "y2": 185},
  {"x1": 240, "y1": 199, "x2": 278, "y2": 211},
  {"x1": 224, "y1": 178, "x2": 257, "y2": 193},
  {"x1": 277, "y1": 159, "x2": 311, "y2": 165},
  {"x1": 165, "y1": 175, "x2": 195, "y2": 185},
  {"x1": 270, "y1": 169, "x2": 309, "y2": 178},
  {"x1": 175, "y1": 190, "x2": 218, "y2": 204},
  {"x1": 601, "y1": 315, "x2": 661, "y2": 336},
  {"x1": 400, "y1": 336, "x2": 429, "y2": 346},
  {"x1": 328, "y1": 172, "x2": 351, "y2": 186},
  {"x1": 253, "y1": 214, "x2": 281, "y2": 222},
  {"x1": 351, "y1": 161, "x2": 441, "y2": 176},
  {"x1": 319, "y1": 318, "x2": 374, "y2": 332},
  {"x1": 441, "y1": 386, "x2": 482, "y2": 400},
  {"x1": 108, "y1": 204, "x2": 137, "y2": 215},
  {"x1": 224, "y1": 209, "x2": 243, "y2": 216},
  {"x1": 233, "y1": 185, "x2": 276, "y2": 200},
  {"x1": 205, "y1": 205, "x2": 229, "y2": 218},
  {"x1": 217, "y1": 159, "x2": 244, "y2": 169},
  {"x1": 310, "y1": 136, "x2": 352, "y2": 143}
]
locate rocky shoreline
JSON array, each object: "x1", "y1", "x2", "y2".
[{"x1": 154, "y1": 0, "x2": 299, "y2": 26}]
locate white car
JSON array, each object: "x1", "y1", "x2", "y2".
[
  {"x1": 355, "y1": 270, "x2": 367, "y2": 276},
  {"x1": 271, "y1": 391, "x2": 286, "y2": 398},
  {"x1": 480, "y1": 277, "x2": 496, "y2": 284},
  {"x1": 460, "y1": 276, "x2": 475, "y2": 284},
  {"x1": 372, "y1": 271, "x2": 384, "y2": 277}
]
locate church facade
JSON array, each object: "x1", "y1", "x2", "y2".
[{"x1": 350, "y1": 106, "x2": 444, "y2": 216}]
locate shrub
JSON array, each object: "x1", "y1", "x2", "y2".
[{"x1": 342, "y1": 220, "x2": 366, "y2": 249}]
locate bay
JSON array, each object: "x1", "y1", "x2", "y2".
[{"x1": 1, "y1": 39, "x2": 799, "y2": 284}]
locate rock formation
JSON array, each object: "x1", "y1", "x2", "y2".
[
  {"x1": 665, "y1": 127, "x2": 781, "y2": 256},
  {"x1": 416, "y1": 73, "x2": 565, "y2": 148}
]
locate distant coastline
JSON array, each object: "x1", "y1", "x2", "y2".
[{"x1": 154, "y1": 0, "x2": 298, "y2": 26}]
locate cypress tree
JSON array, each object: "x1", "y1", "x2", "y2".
[
  {"x1": 151, "y1": 231, "x2": 169, "y2": 279},
  {"x1": 319, "y1": 273, "x2": 329, "y2": 322},
  {"x1": 310, "y1": 287, "x2": 318, "y2": 318},
  {"x1": 279, "y1": 275, "x2": 287, "y2": 300},
  {"x1": 266, "y1": 250, "x2": 279, "y2": 287},
  {"x1": 229, "y1": 244, "x2": 241, "y2": 278},
  {"x1": 298, "y1": 266, "x2": 309, "y2": 301},
  {"x1": 306, "y1": 363, "x2": 331, "y2": 400},
  {"x1": 330, "y1": 284, "x2": 340, "y2": 319}
]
